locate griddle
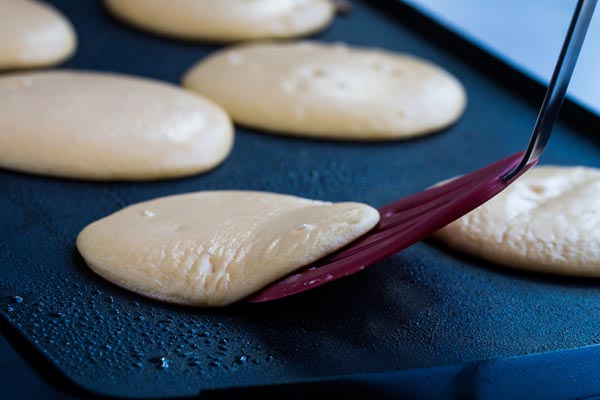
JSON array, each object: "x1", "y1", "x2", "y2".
[{"x1": 2, "y1": 0, "x2": 600, "y2": 398}]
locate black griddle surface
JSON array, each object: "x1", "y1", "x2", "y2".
[{"x1": 2, "y1": 1, "x2": 600, "y2": 398}]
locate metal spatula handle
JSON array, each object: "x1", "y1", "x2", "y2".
[{"x1": 504, "y1": 0, "x2": 596, "y2": 180}]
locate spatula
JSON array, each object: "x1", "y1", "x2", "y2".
[{"x1": 248, "y1": 0, "x2": 596, "y2": 303}]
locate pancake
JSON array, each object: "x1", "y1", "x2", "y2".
[
  {"x1": 183, "y1": 41, "x2": 466, "y2": 140},
  {"x1": 77, "y1": 191, "x2": 380, "y2": 306},
  {"x1": 434, "y1": 166, "x2": 600, "y2": 277},
  {"x1": 0, "y1": 71, "x2": 233, "y2": 180}
]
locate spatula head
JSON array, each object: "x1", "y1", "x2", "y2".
[{"x1": 248, "y1": 152, "x2": 536, "y2": 303}]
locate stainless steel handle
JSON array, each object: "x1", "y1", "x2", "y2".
[{"x1": 504, "y1": 0, "x2": 597, "y2": 180}]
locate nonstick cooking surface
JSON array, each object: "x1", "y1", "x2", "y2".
[{"x1": 2, "y1": 0, "x2": 600, "y2": 398}]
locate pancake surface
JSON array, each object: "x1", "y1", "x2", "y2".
[
  {"x1": 434, "y1": 166, "x2": 600, "y2": 276},
  {"x1": 0, "y1": 71, "x2": 233, "y2": 180},
  {"x1": 77, "y1": 191, "x2": 380, "y2": 306},
  {"x1": 104, "y1": 0, "x2": 335, "y2": 41},
  {"x1": 183, "y1": 41, "x2": 466, "y2": 140},
  {"x1": 0, "y1": 0, "x2": 76, "y2": 70}
]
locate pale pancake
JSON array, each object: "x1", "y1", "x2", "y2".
[
  {"x1": 434, "y1": 166, "x2": 600, "y2": 276},
  {"x1": 0, "y1": 0, "x2": 76, "y2": 70},
  {"x1": 0, "y1": 71, "x2": 233, "y2": 180},
  {"x1": 183, "y1": 41, "x2": 466, "y2": 140},
  {"x1": 104, "y1": 0, "x2": 335, "y2": 42},
  {"x1": 77, "y1": 191, "x2": 380, "y2": 306}
]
